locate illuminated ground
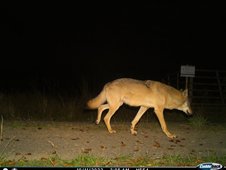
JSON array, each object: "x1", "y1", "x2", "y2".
[{"x1": 0, "y1": 120, "x2": 226, "y2": 161}]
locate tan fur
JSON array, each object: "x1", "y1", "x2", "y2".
[{"x1": 87, "y1": 78, "x2": 192, "y2": 139}]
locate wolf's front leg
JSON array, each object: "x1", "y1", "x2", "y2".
[
  {"x1": 154, "y1": 107, "x2": 177, "y2": 139},
  {"x1": 166, "y1": 132, "x2": 177, "y2": 139}
]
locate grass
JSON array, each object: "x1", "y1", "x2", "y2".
[
  {"x1": 0, "y1": 87, "x2": 93, "y2": 121},
  {"x1": 0, "y1": 154, "x2": 226, "y2": 167},
  {"x1": 188, "y1": 114, "x2": 208, "y2": 128}
]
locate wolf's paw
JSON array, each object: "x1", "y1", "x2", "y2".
[
  {"x1": 130, "y1": 129, "x2": 137, "y2": 135},
  {"x1": 109, "y1": 129, "x2": 116, "y2": 133},
  {"x1": 168, "y1": 134, "x2": 177, "y2": 139},
  {"x1": 95, "y1": 120, "x2": 100, "y2": 124}
]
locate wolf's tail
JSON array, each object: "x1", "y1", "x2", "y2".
[{"x1": 87, "y1": 87, "x2": 106, "y2": 109}]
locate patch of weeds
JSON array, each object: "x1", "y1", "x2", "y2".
[
  {"x1": 130, "y1": 157, "x2": 151, "y2": 166},
  {"x1": 152, "y1": 154, "x2": 195, "y2": 166},
  {"x1": 111, "y1": 155, "x2": 133, "y2": 166},
  {"x1": 1, "y1": 154, "x2": 226, "y2": 167},
  {"x1": 70, "y1": 154, "x2": 107, "y2": 166},
  {"x1": 188, "y1": 114, "x2": 208, "y2": 128}
]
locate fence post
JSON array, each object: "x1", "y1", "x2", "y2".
[
  {"x1": 185, "y1": 77, "x2": 188, "y2": 89},
  {"x1": 189, "y1": 77, "x2": 193, "y2": 104},
  {"x1": 216, "y1": 70, "x2": 224, "y2": 104}
]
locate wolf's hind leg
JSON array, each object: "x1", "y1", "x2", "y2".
[
  {"x1": 131, "y1": 106, "x2": 148, "y2": 135},
  {"x1": 104, "y1": 104, "x2": 121, "y2": 133},
  {"x1": 96, "y1": 104, "x2": 109, "y2": 124}
]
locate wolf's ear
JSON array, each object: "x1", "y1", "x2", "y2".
[{"x1": 182, "y1": 89, "x2": 188, "y2": 97}]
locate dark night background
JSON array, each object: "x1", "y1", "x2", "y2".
[
  {"x1": 1, "y1": 4, "x2": 226, "y2": 94},
  {"x1": 1, "y1": 5, "x2": 226, "y2": 164}
]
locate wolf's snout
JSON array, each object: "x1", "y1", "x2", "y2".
[{"x1": 186, "y1": 109, "x2": 193, "y2": 115}]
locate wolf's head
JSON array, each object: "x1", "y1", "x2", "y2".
[{"x1": 178, "y1": 89, "x2": 193, "y2": 115}]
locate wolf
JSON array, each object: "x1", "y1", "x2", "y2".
[{"x1": 87, "y1": 78, "x2": 192, "y2": 139}]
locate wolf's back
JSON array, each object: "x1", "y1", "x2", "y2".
[{"x1": 87, "y1": 87, "x2": 106, "y2": 109}]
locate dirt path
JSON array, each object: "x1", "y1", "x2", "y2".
[{"x1": 0, "y1": 121, "x2": 226, "y2": 161}]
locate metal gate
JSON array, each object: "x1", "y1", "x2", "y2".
[{"x1": 163, "y1": 69, "x2": 226, "y2": 107}]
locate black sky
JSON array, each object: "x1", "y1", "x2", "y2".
[{"x1": 1, "y1": 4, "x2": 226, "y2": 89}]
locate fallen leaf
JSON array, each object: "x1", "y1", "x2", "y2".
[
  {"x1": 175, "y1": 139, "x2": 181, "y2": 143},
  {"x1": 71, "y1": 137, "x2": 80, "y2": 140},
  {"x1": 5, "y1": 161, "x2": 16, "y2": 166},
  {"x1": 168, "y1": 139, "x2": 174, "y2": 143},
  {"x1": 100, "y1": 145, "x2": 107, "y2": 149},
  {"x1": 136, "y1": 140, "x2": 143, "y2": 144},
  {"x1": 121, "y1": 141, "x2": 126, "y2": 147},
  {"x1": 82, "y1": 148, "x2": 92, "y2": 154},
  {"x1": 64, "y1": 163, "x2": 73, "y2": 166},
  {"x1": 41, "y1": 157, "x2": 48, "y2": 161},
  {"x1": 153, "y1": 141, "x2": 160, "y2": 148}
]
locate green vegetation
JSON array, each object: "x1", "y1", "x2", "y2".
[
  {"x1": 188, "y1": 114, "x2": 208, "y2": 128},
  {"x1": 0, "y1": 154, "x2": 226, "y2": 167},
  {"x1": 0, "y1": 87, "x2": 93, "y2": 121}
]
